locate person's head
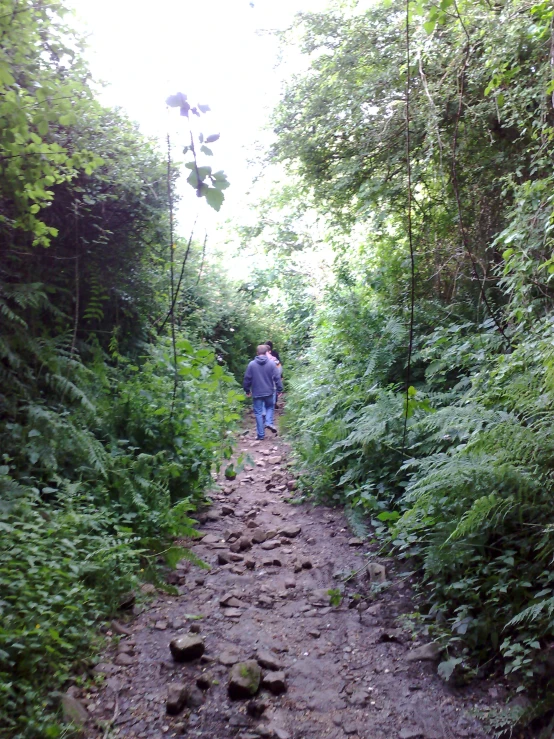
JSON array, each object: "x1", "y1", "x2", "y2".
[
  {"x1": 257, "y1": 344, "x2": 268, "y2": 356},
  {"x1": 265, "y1": 340, "x2": 273, "y2": 350}
]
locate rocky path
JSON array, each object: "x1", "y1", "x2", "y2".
[{"x1": 78, "y1": 412, "x2": 495, "y2": 739}]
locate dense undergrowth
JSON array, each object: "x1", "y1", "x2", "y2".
[
  {"x1": 0, "y1": 1, "x2": 277, "y2": 735},
  {"x1": 251, "y1": 0, "x2": 554, "y2": 731}
]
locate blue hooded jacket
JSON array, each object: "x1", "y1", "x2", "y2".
[{"x1": 243, "y1": 355, "x2": 283, "y2": 398}]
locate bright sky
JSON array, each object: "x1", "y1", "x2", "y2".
[{"x1": 69, "y1": 0, "x2": 330, "y2": 240}]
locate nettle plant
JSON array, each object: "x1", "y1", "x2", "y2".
[{"x1": 166, "y1": 92, "x2": 230, "y2": 211}]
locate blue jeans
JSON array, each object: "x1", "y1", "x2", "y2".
[{"x1": 253, "y1": 395, "x2": 274, "y2": 439}]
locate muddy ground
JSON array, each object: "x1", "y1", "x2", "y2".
[{"x1": 74, "y1": 410, "x2": 502, "y2": 739}]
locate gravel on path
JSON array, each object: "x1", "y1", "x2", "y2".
[{"x1": 73, "y1": 409, "x2": 497, "y2": 739}]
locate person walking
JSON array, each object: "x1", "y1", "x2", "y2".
[
  {"x1": 243, "y1": 344, "x2": 283, "y2": 440},
  {"x1": 265, "y1": 340, "x2": 283, "y2": 409}
]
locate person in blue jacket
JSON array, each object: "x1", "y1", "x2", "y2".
[{"x1": 243, "y1": 344, "x2": 283, "y2": 440}]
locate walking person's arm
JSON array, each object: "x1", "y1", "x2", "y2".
[
  {"x1": 273, "y1": 364, "x2": 283, "y2": 395},
  {"x1": 243, "y1": 364, "x2": 253, "y2": 396}
]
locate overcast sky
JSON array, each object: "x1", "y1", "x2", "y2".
[{"x1": 68, "y1": 0, "x2": 330, "y2": 239}]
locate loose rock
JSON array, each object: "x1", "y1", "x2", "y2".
[
  {"x1": 62, "y1": 694, "x2": 88, "y2": 727},
  {"x1": 247, "y1": 699, "x2": 267, "y2": 718},
  {"x1": 196, "y1": 674, "x2": 212, "y2": 690},
  {"x1": 406, "y1": 642, "x2": 441, "y2": 662},
  {"x1": 166, "y1": 683, "x2": 188, "y2": 715},
  {"x1": 399, "y1": 729, "x2": 424, "y2": 739},
  {"x1": 169, "y1": 634, "x2": 205, "y2": 662},
  {"x1": 262, "y1": 670, "x2": 287, "y2": 695},
  {"x1": 228, "y1": 660, "x2": 262, "y2": 700},
  {"x1": 252, "y1": 529, "x2": 268, "y2": 544},
  {"x1": 368, "y1": 562, "x2": 387, "y2": 584},
  {"x1": 256, "y1": 649, "x2": 282, "y2": 671},
  {"x1": 186, "y1": 686, "x2": 205, "y2": 708},
  {"x1": 111, "y1": 619, "x2": 132, "y2": 636},
  {"x1": 114, "y1": 652, "x2": 134, "y2": 666},
  {"x1": 219, "y1": 649, "x2": 241, "y2": 666},
  {"x1": 261, "y1": 540, "x2": 280, "y2": 551}
]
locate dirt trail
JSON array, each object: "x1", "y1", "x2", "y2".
[{"x1": 83, "y1": 410, "x2": 494, "y2": 739}]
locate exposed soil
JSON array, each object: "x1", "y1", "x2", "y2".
[{"x1": 78, "y1": 409, "x2": 500, "y2": 739}]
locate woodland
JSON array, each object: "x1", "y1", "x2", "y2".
[{"x1": 2, "y1": 0, "x2": 554, "y2": 736}]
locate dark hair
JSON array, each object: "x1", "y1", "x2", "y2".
[{"x1": 265, "y1": 340, "x2": 273, "y2": 349}]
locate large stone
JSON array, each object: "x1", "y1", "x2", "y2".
[
  {"x1": 406, "y1": 642, "x2": 441, "y2": 662},
  {"x1": 262, "y1": 671, "x2": 287, "y2": 695},
  {"x1": 256, "y1": 649, "x2": 282, "y2": 671},
  {"x1": 268, "y1": 456, "x2": 282, "y2": 464},
  {"x1": 228, "y1": 660, "x2": 262, "y2": 700},
  {"x1": 62, "y1": 694, "x2": 88, "y2": 727},
  {"x1": 202, "y1": 534, "x2": 220, "y2": 545},
  {"x1": 348, "y1": 537, "x2": 364, "y2": 547},
  {"x1": 278, "y1": 525, "x2": 301, "y2": 539},
  {"x1": 239, "y1": 536, "x2": 252, "y2": 551},
  {"x1": 166, "y1": 683, "x2": 188, "y2": 715},
  {"x1": 169, "y1": 634, "x2": 205, "y2": 662}
]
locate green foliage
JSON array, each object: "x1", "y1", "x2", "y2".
[
  {"x1": 0, "y1": 2, "x2": 260, "y2": 734},
  {"x1": 272, "y1": 0, "x2": 554, "y2": 717},
  {"x1": 166, "y1": 92, "x2": 230, "y2": 211},
  {"x1": 0, "y1": 492, "x2": 141, "y2": 737},
  {"x1": 0, "y1": 0, "x2": 102, "y2": 246}
]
